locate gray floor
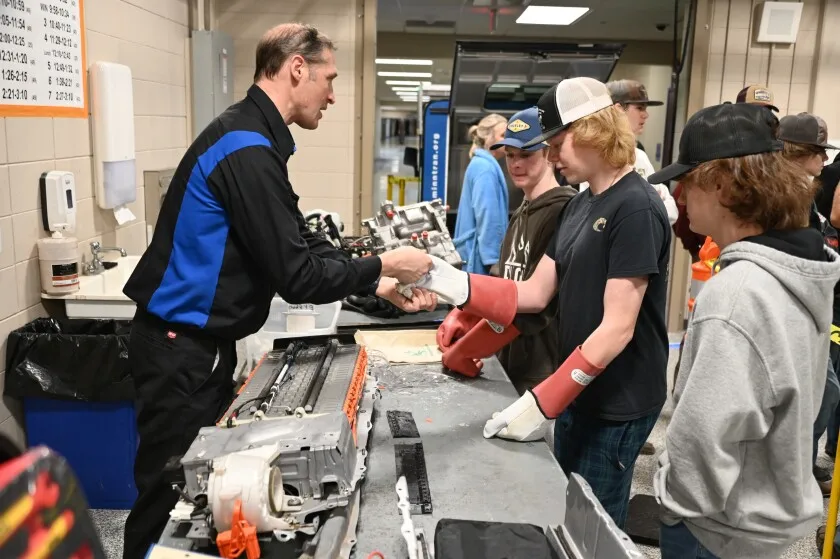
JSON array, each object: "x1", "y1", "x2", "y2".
[{"x1": 88, "y1": 338, "x2": 827, "y2": 559}]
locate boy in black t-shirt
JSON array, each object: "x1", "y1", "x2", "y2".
[{"x1": 415, "y1": 77, "x2": 671, "y2": 528}]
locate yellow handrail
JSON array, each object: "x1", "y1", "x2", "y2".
[{"x1": 824, "y1": 429, "x2": 840, "y2": 559}]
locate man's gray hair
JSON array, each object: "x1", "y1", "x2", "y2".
[{"x1": 253, "y1": 23, "x2": 336, "y2": 81}]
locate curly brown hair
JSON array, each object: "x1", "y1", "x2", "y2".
[{"x1": 681, "y1": 151, "x2": 816, "y2": 230}]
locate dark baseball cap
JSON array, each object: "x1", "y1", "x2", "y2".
[
  {"x1": 778, "y1": 113, "x2": 838, "y2": 149},
  {"x1": 490, "y1": 107, "x2": 547, "y2": 151},
  {"x1": 648, "y1": 102, "x2": 783, "y2": 184},
  {"x1": 606, "y1": 79, "x2": 663, "y2": 106},
  {"x1": 522, "y1": 77, "x2": 614, "y2": 148},
  {"x1": 735, "y1": 84, "x2": 779, "y2": 112}
]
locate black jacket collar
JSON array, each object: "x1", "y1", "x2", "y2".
[{"x1": 247, "y1": 84, "x2": 296, "y2": 160}]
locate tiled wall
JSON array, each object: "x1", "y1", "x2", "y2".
[
  {"x1": 0, "y1": 0, "x2": 191, "y2": 447},
  {"x1": 703, "y1": 0, "x2": 831, "y2": 126},
  {"x1": 216, "y1": 0, "x2": 361, "y2": 232}
]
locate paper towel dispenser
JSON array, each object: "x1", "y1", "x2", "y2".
[{"x1": 89, "y1": 61, "x2": 137, "y2": 214}]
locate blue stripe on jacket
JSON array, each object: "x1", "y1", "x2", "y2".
[{"x1": 147, "y1": 130, "x2": 272, "y2": 327}]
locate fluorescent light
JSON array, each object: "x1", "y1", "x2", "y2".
[
  {"x1": 420, "y1": 83, "x2": 450, "y2": 92},
  {"x1": 392, "y1": 86, "x2": 419, "y2": 91},
  {"x1": 516, "y1": 6, "x2": 589, "y2": 25},
  {"x1": 376, "y1": 58, "x2": 433, "y2": 65},
  {"x1": 378, "y1": 71, "x2": 433, "y2": 78},
  {"x1": 386, "y1": 80, "x2": 422, "y2": 86}
]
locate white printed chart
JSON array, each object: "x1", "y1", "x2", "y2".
[{"x1": 0, "y1": 0, "x2": 87, "y2": 117}]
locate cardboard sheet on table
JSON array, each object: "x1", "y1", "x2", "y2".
[{"x1": 353, "y1": 329, "x2": 442, "y2": 364}]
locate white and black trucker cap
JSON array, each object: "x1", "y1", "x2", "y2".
[{"x1": 522, "y1": 77, "x2": 614, "y2": 148}]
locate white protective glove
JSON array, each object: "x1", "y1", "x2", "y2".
[
  {"x1": 410, "y1": 255, "x2": 470, "y2": 306},
  {"x1": 483, "y1": 391, "x2": 549, "y2": 442}
]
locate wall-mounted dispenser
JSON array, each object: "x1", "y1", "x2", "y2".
[
  {"x1": 90, "y1": 61, "x2": 137, "y2": 225},
  {"x1": 38, "y1": 171, "x2": 80, "y2": 295},
  {"x1": 40, "y1": 170, "x2": 77, "y2": 234}
]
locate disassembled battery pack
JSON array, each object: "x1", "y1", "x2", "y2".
[{"x1": 157, "y1": 337, "x2": 378, "y2": 558}]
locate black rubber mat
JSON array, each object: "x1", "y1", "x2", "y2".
[
  {"x1": 387, "y1": 410, "x2": 421, "y2": 438},
  {"x1": 624, "y1": 494, "x2": 661, "y2": 546},
  {"x1": 395, "y1": 442, "x2": 433, "y2": 514}
]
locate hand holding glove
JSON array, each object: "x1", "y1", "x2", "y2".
[
  {"x1": 483, "y1": 346, "x2": 604, "y2": 441},
  {"x1": 415, "y1": 255, "x2": 518, "y2": 327}
]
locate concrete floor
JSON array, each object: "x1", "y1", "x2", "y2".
[{"x1": 88, "y1": 336, "x2": 828, "y2": 558}]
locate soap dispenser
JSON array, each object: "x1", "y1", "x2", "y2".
[{"x1": 37, "y1": 171, "x2": 81, "y2": 295}]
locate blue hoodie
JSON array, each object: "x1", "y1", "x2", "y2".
[{"x1": 453, "y1": 148, "x2": 509, "y2": 274}]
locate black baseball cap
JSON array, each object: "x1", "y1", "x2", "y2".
[
  {"x1": 522, "y1": 77, "x2": 614, "y2": 148},
  {"x1": 648, "y1": 102, "x2": 783, "y2": 184},
  {"x1": 778, "y1": 113, "x2": 838, "y2": 149}
]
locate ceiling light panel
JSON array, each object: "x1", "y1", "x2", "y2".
[
  {"x1": 516, "y1": 6, "x2": 589, "y2": 25},
  {"x1": 378, "y1": 71, "x2": 434, "y2": 78},
  {"x1": 375, "y1": 58, "x2": 433, "y2": 65}
]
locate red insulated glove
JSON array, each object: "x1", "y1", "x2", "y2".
[
  {"x1": 441, "y1": 319, "x2": 521, "y2": 377},
  {"x1": 436, "y1": 308, "x2": 482, "y2": 351},
  {"x1": 461, "y1": 274, "x2": 518, "y2": 328},
  {"x1": 531, "y1": 346, "x2": 605, "y2": 417}
]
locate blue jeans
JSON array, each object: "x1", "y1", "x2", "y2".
[
  {"x1": 814, "y1": 357, "x2": 840, "y2": 467},
  {"x1": 660, "y1": 522, "x2": 720, "y2": 559},
  {"x1": 554, "y1": 407, "x2": 660, "y2": 529}
]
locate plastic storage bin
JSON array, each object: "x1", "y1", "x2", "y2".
[{"x1": 5, "y1": 318, "x2": 137, "y2": 509}]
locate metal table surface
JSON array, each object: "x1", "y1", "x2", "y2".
[
  {"x1": 336, "y1": 308, "x2": 449, "y2": 329},
  {"x1": 354, "y1": 356, "x2": 568, "y2": 558}
]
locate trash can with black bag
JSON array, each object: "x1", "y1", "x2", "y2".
[{"x1": 4, "y1": 317, "x2": 136, "y2": 509}]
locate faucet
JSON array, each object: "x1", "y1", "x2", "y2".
[{"x1": 85, "y1": 241, "x2": 127, "y2": 275}]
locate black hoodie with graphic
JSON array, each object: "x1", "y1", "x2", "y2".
[{"x1": 497, "y1": 185, "x2": 578, "y2": 394}]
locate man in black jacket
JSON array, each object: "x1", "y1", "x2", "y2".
[{"x1": 121, "y1": 23, "x2": 436, "y2": 559}]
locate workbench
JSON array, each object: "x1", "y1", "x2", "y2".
[{"x1": 354, "y1": 356, "x2": 568, "y2": 557}]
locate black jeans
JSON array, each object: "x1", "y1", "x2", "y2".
[{"x1": 122, "y1": 310, "x2": 235, "y2": 559}]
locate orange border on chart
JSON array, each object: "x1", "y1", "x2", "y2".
[{"x1": 0, "y1": 0, "x2": 88, "y2": 118}]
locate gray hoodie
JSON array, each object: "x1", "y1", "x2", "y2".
[{"x1": 654, "y1": 230, "x2": 840, "y2": 559}]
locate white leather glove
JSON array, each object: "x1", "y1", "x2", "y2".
[
  {"x1": 483, "y1": 391, "x2": 549, "y2": 442},
  {"x1": 412, "y1": 255, "x2": 470, "y2": 306}
]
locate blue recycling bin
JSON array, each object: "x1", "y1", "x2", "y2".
[{"x1": 6, "y1": 318, "x2": 137, "y2": 509}]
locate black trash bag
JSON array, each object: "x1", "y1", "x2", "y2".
[
  {"x1": 434, "y1": 518, "x2": 556, "y2": 559},
  {"x1": 5, "y1": 318, "x2": 134, "y2": 402}
]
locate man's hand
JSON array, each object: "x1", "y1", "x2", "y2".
[
  {"x1": 376, "y1": 277, "x2": 438, "y2": 313},
  {"x1": 379, "y1": 247, "x2": 433, "y2": 285}
]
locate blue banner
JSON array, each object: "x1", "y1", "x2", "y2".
[{"x1": 421, "y1": 100, "x2": 449, "y2": 202}]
